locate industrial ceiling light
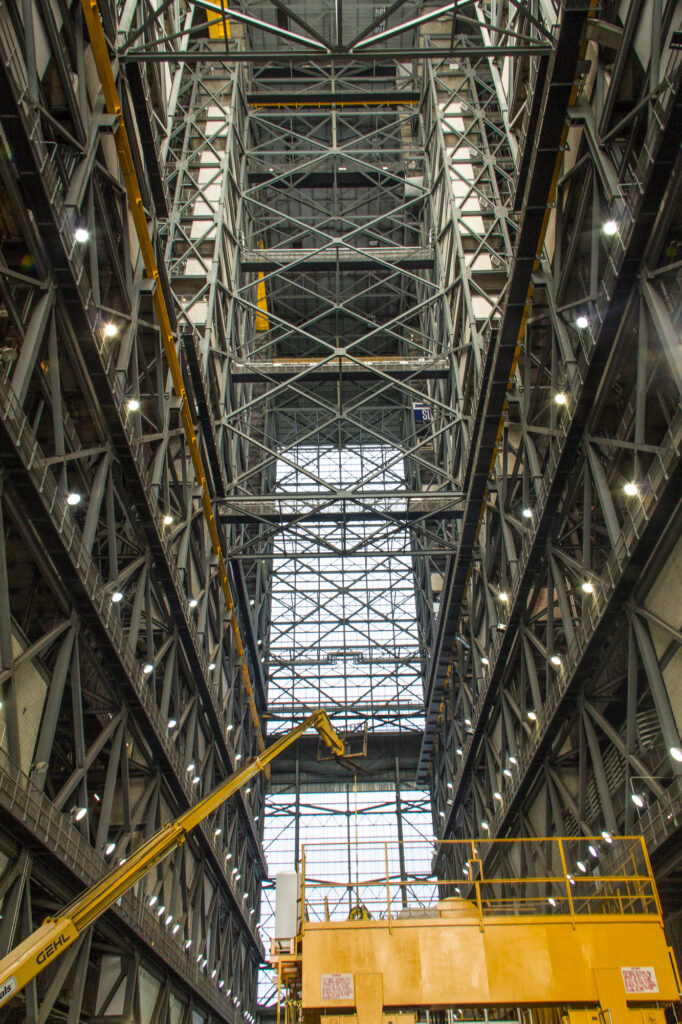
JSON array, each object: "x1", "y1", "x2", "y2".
[
  {"x1": 235, "y1": 753, "x2": 242, "y2": 761},
  {"x1": 111, "y1": 590, "x2": 123, "y2": 603},
  {"x1": 103, "y1": 322, "x2": 118, "y2": 338},
  {"x1": 185, "y1": 939, "x2": 192, "y2": 950},
  {"x1": 189, "y1": 598, "x2": 198, "y2": 608},
  {"x1": 215, "y1": 827, "x2": 222, "y2": 836},
  {"x1": 105, "y1": 842, "x2": 116, "y2": 855},
  {"x1": 172, "y1": 923, "x2": 180, "y2": 934},
  {"x1": 509, "y1": 755, "x2": 518, "y2": 764},
  {"x1": 163, "y1": 513, "x2": 174, "y2": 525},
  {"x1": 464, "y1": 718, "x2": 471, "y2": 727},
  {"x1": 588, "y1": 844, "x2": 598, "y2": 858},
  {"x1": 72, "y1": 807, "x2": 88, "y2": 821},
  {"x1": 165, "y1": 914, "x2": 173, "y2": 925},
  {"x1": 227, "y1": 723, "x2": 234, "y2": 731},
  {"x1": 576, "y1": 860, "x2": 587, "y2": 872},
  {"x1": 497, "y1": 622, "x2": 506, "y2": 631},
  {"x1": 232, "y1": 866, "x2": 238, "y2": 874},
  {"x1": 548, "y1": 897, "x2": 557, "y2": 907},
  {"x1": 481, "y1": 656, "x2": 489, "y2": 665},
  {"x1": 623, "y1": 481, "x2": 638, "y2": 496},
  {"x1": 554, "y1": 391, "x2": 568, "y2": 406},
  {"x1": 550, "y1": 654, "x2": 561, "y2": 666},
  {"x1": 192, "y1": 775, "x2": 200, "y2": 785},
  {"x1": 157, "y1": 906, "x2": 165, "y2": 917},
  {"x1": 527, "y1": 709, "x2": 537, "y2": 721},
  {"x1": 499, "y1": 591, "x2": 509, "y2": 603},
  {"x1": 74, "y1": 226, "x2": 90, "y2": 243},
  {"x1": 522, "y1": 507, "x2": 532, "y2": 519},
  {"x1": 493, "y1": 791, "x2": 502, "y2": 801},
  {"x1": 245, "y1": 787, "x2": 251, "y2": 795},
  {"x1": 631, "y1": 792, "x2": 645, "y2": 808},
  {"x1": 581, "y1": 581, "x2": 594, "y2": 594},
  {"x1": 447, "y1": 781, "x2": 453, "y2": 789},
  {"x1": 208, "y1": 661, "x2": 216, "y2": 670},
  {"x1": 670, "y1": 745, "x2": 682, "y2": 762},
  {"x1": 575, "y1": 315, "x2": 589, "y2": 329},
  {"x1": 481, "y1": 820, "x2": 489, "y2": 830},
  {"x1": 439, "y1": 810, "x2": 445, "y2": 817},
  {"x1": 142, "y1": 662, "x2": 154, "y2": 674},
  {"x1": 167, "y1": 718, "x2": 177, "y2": 729},
  {"x1": 503, "y1": 768, "x2": 512, "y2": 778},
  {"x1": 127, "y1": 397, "x2": 140, "y2": 411},
  {"x1": 456, "y1": 747, "x2": 463, "y2": 755},
  {"x1": 186, "y1": 764, "x2": 195, "y2": 772},
  {"x1": 601, "y1": 830, "x2": 613, "y2": 843},
  {"x1": 148, "y1": 894, "x2": 158, "y2": 907},
  {"x1": 66, "y1": 491, "x2": 82, "y2": 506},
  {"x1": 602, "y1": 220, "x2": 618, "y2": 235}
]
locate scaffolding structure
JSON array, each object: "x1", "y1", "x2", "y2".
[{"x1": 0, "y1": 0, "x2": 680, "y2": 1022}]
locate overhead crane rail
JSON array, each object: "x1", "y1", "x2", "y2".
[{"x1": 0, "y1": 711, "x2": 345, "y2": 1008}]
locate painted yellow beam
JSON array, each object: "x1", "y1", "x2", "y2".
[
  {"x1": 0, "y1": 710, "x2": 343, "y2": 1009},
  {"x1": 79, "y1": 0, "x2": 262, "y2": 747}
]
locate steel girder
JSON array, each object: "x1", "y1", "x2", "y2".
[
  {"x1": 425, "y1": 0, "x2": 682, "y2": 900},
  {"x1": 0, "y1": 2, "x2": 267, "y2": 1021}
]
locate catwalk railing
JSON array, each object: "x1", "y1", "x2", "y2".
[{"x1": 298, "y1": 836, "x2": 662, "y2": 927}]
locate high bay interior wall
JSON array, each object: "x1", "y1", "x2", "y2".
[{"x1": 0, "y1": 0, "x2": 679, "y2": 1022}]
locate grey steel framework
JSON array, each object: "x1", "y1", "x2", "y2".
[{"x1": 0, "y1": 0, "x2": 680, "y2": 1022}]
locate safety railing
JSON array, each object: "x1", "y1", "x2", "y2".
[{"x1": 299, "y1": 836, "x2": 662, "y2": 930}]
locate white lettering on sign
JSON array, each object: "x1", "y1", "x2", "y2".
[
  {"x1": 321, "y1": 973, "x2": 354, "y2": 1000},
  {"x1": 621, "y1": 967, "x2": 658, "y2": 994}
]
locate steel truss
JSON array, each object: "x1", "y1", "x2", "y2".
[
  {"x1": 423, "y1": 0, "x2": 682, "y2": 928},
  {"x1": 0, "y1": 2, "x2": 268, "y2": 1022}
]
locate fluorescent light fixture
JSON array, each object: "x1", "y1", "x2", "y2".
[
  {"x1": 172, "y1": 923, "x2": 180, "y2": 934},
  {"x1": 601, "y1": 830, "x2": 612, "y2": 843}
]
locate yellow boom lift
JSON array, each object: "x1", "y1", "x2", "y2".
[{"x1": 0, "y1": 709, "x2": 344, "y2": 1009}]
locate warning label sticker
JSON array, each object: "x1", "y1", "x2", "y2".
[
  {"x1": 621, "y1": 967, "x2": 658, "y2": 994},
  {"x1": 321, "y1": 974, "x2": 354, "y2": 1000}
]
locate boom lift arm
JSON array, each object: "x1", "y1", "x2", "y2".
[{"x1": 0, "y1": 709, "x2": 344, "y2": 1008}]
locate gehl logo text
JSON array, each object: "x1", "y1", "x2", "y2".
[
  {"x1": 0, "y1": 976, "x2": 17, "y2": 1004},
  {"x1": 36, "y1": 932, "x2": 71, "y2": 965}
]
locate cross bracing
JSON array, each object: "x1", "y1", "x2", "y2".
[{"x1": 0, "y1": 0, "x2": 681, "y2": 1021}]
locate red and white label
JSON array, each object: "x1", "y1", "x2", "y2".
[
  {"x1": 621, "y1": 967, "x2": 658, "y2": 994},
  {"x1": 321, "y1": 974, "x2": 354, "y2": 1000}
]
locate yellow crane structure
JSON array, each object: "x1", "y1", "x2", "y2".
[
  {"x1": 270, "y1": 836, "x2": 682, "y2": 1024},
  {"x1": 0, "y1": 710, "x2": 344, "y2": 1009}
]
